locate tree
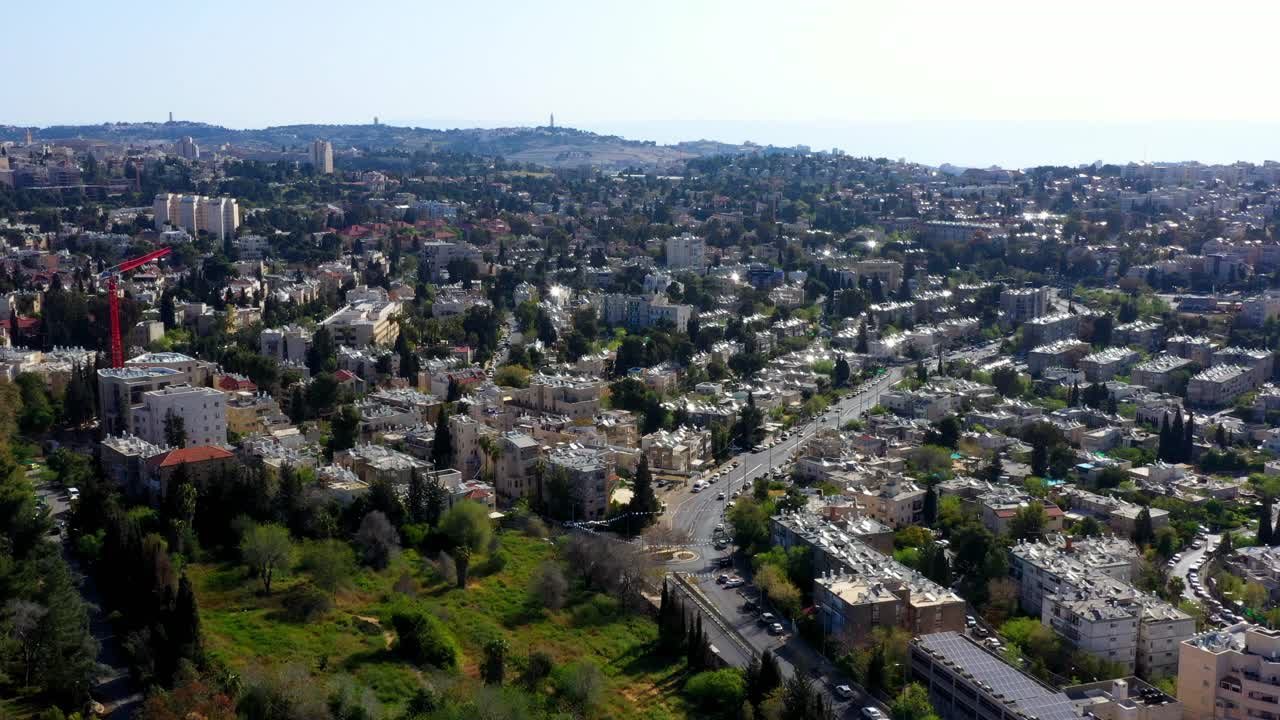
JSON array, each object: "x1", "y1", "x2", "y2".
[
  {"x1": 891, "y1": 683, "x2": 938, "y2": 720},
  {"x1": 328, "y1": 404, "x2": 360, "y2": 456},
  {"x1": 530, "y1": 560, "x2": 568, "y2": 611},
  {"x1": 1133, "y1": 507, "x2": 1155, "y2": 547},
  {"x1": 985, "y1": 453, "x2": 1004, "y2": 484},
  {"x1": 432, "y1": 408, "x2": 454, "y2": 470},
  {"x1": 1009, "y1": 502, "x2": 1048, "y2": 542},
  {"x1": 356, "y1": 511, "x2": 400, "y2": 570},
  {"x1": 239, "y1": 523, "x2": 293, "y2": 594},
  {"x1": 624, "y1": 455, "x2": 660, "y2": 535},
  {"x1": 833, "y1": 354, "x2": 851, "y2": 388},
  {"x1": 736, "y1": 392, "x2": 764, "y2": 448},
  {"x1": 915, "y1": 360, "x2": 928, "y2": 384},
  {"x1": 301, "y1": 540, "x2": 357, "y2": 593},
  {"x1": 1259, "y1": 501, "x2": 1274, "y2": 547},
  {"x1": 752, "y1": 649, "x2": 782, "y2": 707},
  {"x1": 163, "y1": 410, "x2": 188, "y2": 448},
  {"x1": 991, "y1": 366, "x2": 1021, "y2": 397},
  {"x1": 482, "y1": 638, "x2": 509, "y2": 686},
  {"x1": 685, "y1": 668, "x2": 746, "y2": 711},
  {"x1": 856, "y1": 319, "x2": 869, "y2": 353},
  {"x1": 1031, "y1": 442, "x2": 1049, "y2": 478},
  {"x1": 922, "y1": 483, "x2": 938, "y2": 525},
  {"x1": 391, "y1": 609, "x2": 460, "y2": 670},
  {"x1": 170, "y1": 574, "x2": 203, "y2": 667},
  {"x1": 923, "y1": 416, "x2": 961, "y2": 449},
  {"x1": 306, "y1": 325, "x2": 336, "y2": 374}
]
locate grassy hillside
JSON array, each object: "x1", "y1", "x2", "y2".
[{"x1": 189, "y1": 530, "x2": 689, "y2": 719}]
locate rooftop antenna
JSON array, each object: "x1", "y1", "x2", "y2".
[
  {"x1": 168, "y1": 111, "x2": 173, "y2": 123},
  {"x1": 550, "y1": 113, "x2": 555, "y2": 129}
]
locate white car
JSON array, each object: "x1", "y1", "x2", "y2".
[
  {"x1": 725, "y1": 578, "x2": 746, "y2": 588},
  {"x1": 835, "y1": 685, "x2": 855, "y2": 700},
  {"x1": 861, "y1": 708, "x2": 887, "y2": 720},
  {"x1": 769, "y1": 622, "x2": 784, "y2": 635}
]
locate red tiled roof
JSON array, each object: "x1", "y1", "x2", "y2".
[
  {"x1": 335, "y1": 370, "x2": 357, "y2": 382},
  {"x1": 147, "y1": 446, "x2": 234, "y2": 468}
]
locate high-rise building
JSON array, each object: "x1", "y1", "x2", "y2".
[
  {"x1": 311, "y1": 140, "x2": 333, "y2": 174},
  {"x1": 665, "y1": 233, "x2": 706, "y2": 272},
  {"x1": 175, "y1": 136, "x2": 200, "y2": 160},
  {"x1": 153, "y1": 193, "x2": 240, "y2": 240}
]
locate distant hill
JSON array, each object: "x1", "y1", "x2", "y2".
[{"x1": 0, "y1": 121, "x2": 800, "y2": 170}]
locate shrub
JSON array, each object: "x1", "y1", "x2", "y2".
[
  {"x1": 281, "y1": 582, "x2": 333, "y2": 623},
  {"x1": 572, "y1": 593, "x2": 623, "y2": 626},
  {"x1": 685, "y1": 668, "x2": 746, "y2": 710},
  {"x1": 391, "y1": 609, "x2": 460, "y2": 671},
  {"x1": 554, "y1": 659, "x2": 604, "y2": 712}
]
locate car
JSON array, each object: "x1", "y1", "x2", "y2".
[
  {"x1": 717, "y1": 492, "x2": 726, "y2": 500},
  {"x1": 715, "y1": 523, "x2": 725, "y2": 532},
  {"x1": 769, "y1": 622, "x2": 784, "y2": 635},
  {"x1": 708, "y1": 476, "x2": 718, "y2": 485},
  {"x1": 716, "y1": 574, "x2": 731, "y2": 584},
  {"x1": 715, "y1": 556, "x2": 733, "y2": 568},
  {"x1": 726, "y1": 578, "x2": 746, "y2": 588},
  {"x1": 67, "y1": 487, "x2": 79, "y2": 500},
  {"x1": 835, "y1": 684, "x2": 855, "y2": 700},
  {"x1": 759, "y1": 612, "x2": 776, "y2": 625},
  {"x1": 965, "y1": 615, "x2": 976, "y2": 627},
  {"x1": 731, "y1": 491, "x2": 740, "y2": 498},
  {"x1": 691, "y1": 485, "x2": 702, "y2": 493},
  {"x1": 714, "y1": 540, "x2": 728, "y2": 550},
  {"x1": 974, "y1": 626, "x2": 989, "y2": 637},
  {"x1": 861, "y1": 707, "x2": 887, "y2": 720},
  {"x1": 731, "y1": 460, "x2": 740, "y2": 468}
]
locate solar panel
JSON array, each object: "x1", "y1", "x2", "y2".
[{"x1": 916, "y1": 632, "x2": 1079, "y2": 720}]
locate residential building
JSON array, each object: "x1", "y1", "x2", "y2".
[
  {"x1": 849, "y1": 476, "x2": 925, "y2": 528},
  {"x1": 1028, "y1": 339, "x2": 1091, "y2": 376},
  {"x1": 319, "y1": 297, "x2": 401, "y2": 347},
  {"x1": 1023, "y1": 312, "x2": 1081, "y2": 347},
  {"x1": 153, "y1": 193, "x2": 240, "y2": 240},
  {"x1": 126, "y1": 351, "x2": 215, "y2": 386},
  {"x1": 334, "y1": 443, "x2": 429, "y2": 488},
  {"x1": 1132, "y1": 355, "x2": 1195, "y2": 393},
  {"x1": 495, "y1": 431, "x2": 542, "y2": 506},
  {"x1": 99, "y1": 433, "x2": 164, "y2": 498},
  {"x1": 1177, "y1": 623, "x2": 1280, "y2": 720},
  {"x1": 131, "y1": 384, "x2": 227, "y2": 448},
  {"x1": 1061, "y1": 678, "x2": 1182, "y2": 720},
  {"x1": 1001, "y1": 286, "x2": 1054, "y2": 323},
  {"x1": 260, "y1": 325, "x2": 312, "y2": 363},
  {"x1": 144, "y1": 445, "x2": 236, "y2": 501},
  {"x1": 420, "y1": 240, "x2": 484, "y2": 282},
  {"x1": 1043, "y1": 586, "x2": 1141, "y2": 674},
  {"x1": 1081, "y1": 347, "x2": 1141, "y2": 382},
  {"x1": 641, "y1": 427, "x2": 710, "y2": 473},
  {"x1": 508, "y1": 373, "x2": 601, "y2": 419},
  {"x1": 225, "y1": 392, "x2": 285, "y2": 436},
  {"x1": 97, "y1": 365, "x2": 186, "y2": 437},
  {"x1": 665, "y1": 232, "x2": 706, "y2": 272},
  {"x1": 600, "y1": 293, "x2": 693, "y2": 333},
  {"x1": 311, "y1": 139, "x2": 333, "y2": 174},
  {"x1": 547, "y1": 444, "x2": 615, "y2": 521},
  {"x1": 814, "y1": 543, "x2": 965, "y2": 642},
  {"x1": 1188, "y1": 364, "x2": 1252, "y2": 407}
]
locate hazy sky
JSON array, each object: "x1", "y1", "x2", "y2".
[{"x1": 12, "y1": 0, "x2": 1280, "y2": 167}]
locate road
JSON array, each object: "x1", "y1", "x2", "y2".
[
  {"x1": 1171, "y1": 533, "x2": 1219, "y2": 604},
  {"x1": 664, "y1": 367, "x2": 904, "y2": 553},
  {"x1": 656, "y1": 368, "x2": 904, "y2": 718}
]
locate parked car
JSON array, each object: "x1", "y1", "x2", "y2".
[
  {"x1": 835, "y1": 685, "x2": 855, "y2": 700},
  {"x1": 861, "y1": 707, "x2": 887, "y2": 720},
  {"x1": 769, "y1": 622, "x2": 784, "y2": 635},
  {"x1": 759, "y1": 612, "x2": 776, "y2": 625}
]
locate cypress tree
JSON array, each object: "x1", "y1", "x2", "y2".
[
  {"x1": 1259, "y1": 501, "x2": 1274, "y2": 547},
  {"x1": 169, "y1": 573, "x2": 203, "y2": 668},
  {"x1": 1183, "y1": 412, "x2": 1195, "y2": 463},
  {"x1": 1158, "y1": 414, "x2": 1171, "y2": 462},
  {"x1": 758, "y1": 649, "x2": 782, "y2": 699},
  {"x1": 1171, "y1": 410, "x2": 1184, "y2": 463},
  {"x1": 433, "y1": 406, "x2": 454, "y2": 470}
]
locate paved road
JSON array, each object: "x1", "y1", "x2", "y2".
[
  {"x1": 1172, "y1": 533, "x2": 1219, "y2": 604},
  {"x1": 655, "y1": 369, "x2": 904, "y2": 718},
  {"x1": 664, "y1": 368, "x2": 904, "y2": 553}
]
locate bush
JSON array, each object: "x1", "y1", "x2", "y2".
[
  {"x1": 554, "y1": 659, "x2": 604, "y2": 712},
  {"x1": 391, "y1": 609, "x2": 460, "y2": 671},
  {"x1": 685, "y1": 668, "x2": 746, "y2": 710},
  {"x1": 281, "y1": 582, "x2": 333, "y2": 623},
  {"x1": 478, "y1": 550, "x2": 508, "y2": 576},
  {"x1": 572, "y1": 593, "x2": 622, "y2": 626}
]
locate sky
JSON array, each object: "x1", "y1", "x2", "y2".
[{"x1": 11, "y1": 0, "x2": 1280, "y2": 167}]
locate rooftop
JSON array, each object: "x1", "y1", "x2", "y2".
[{"x1": 914, "y1": 632, "x2": 1079, "y2": 720}]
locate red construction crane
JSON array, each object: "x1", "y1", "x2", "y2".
[{"x1": 99, "y1": 247, "x2": 171, "y2": 368}]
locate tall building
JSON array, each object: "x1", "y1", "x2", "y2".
[
  {"x1": 665, "y1": 233, "x2": 706, "y2": 272},
  {"x1": 153, "y1": 193, "x2": 240, "y2": 240},
  {"x1": 311, "y1": 140, "x2": 334, "y2": 174},
  {"x1": 1178, "y1": 623, "x2": 1280, "y2": 720},
  {"x1": 547, "y1": 445, "x2": 615, "y2": 521},
  {"x1": 130, "y1": 384, "x2": 227, "y2": 448},
  {"x1": 174, "y1": 136, "x2": 200, "y2": 160}
]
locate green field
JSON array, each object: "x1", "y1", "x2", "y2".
[{"x1": 189, "y1": 530, "x2": 690, "y2": 719}]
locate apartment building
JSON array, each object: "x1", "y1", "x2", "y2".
[
  {"x1": 260, "y1": 325, "x2": 312, "y2": 363},
  {"x1": 1043, "y1": 587, "x2": 1140, "y2": 675},
  {"x1": 1000, "y1": 286, "x2": 1054, "y2": 323},
  {"x1": 814, "y1": 544, "x2": 965, "y2": 641},
  {"x1": 664, "y1": 232, "x2": 706, "y2": 272},
  {"x1": 600, "y1": 293, "x2": 693, "y2": 333},
  {"x1": 770, "y1": 509, "x2": 895, "y2": 562},
  {"x1": 978, "y1": 491, "x2": 1066, "y2": 536},
  {"x1": 547, "y1": 444, "x2": 615, "y2": 521},
  {"x1": 640, "y1": 426, "x2": 710, "y2": 473},
  {"x1": 420, "y1": 240, "x2": 484, "y2": 282},
  {"x1": 130, "y1": 384, "x2": 227, "y2": 448},
  {"x1": 310, "y1": 139, "x2": 333, "y2": 174},
  {"x1": 508, "y1": 373, "x2": 602, "y2": 420},
  {"x1": 1009, "y1": 536, "x2": 1140, "y2": 615},
  {"x1": 1188, "y1": 365, "x2": 1253, "y2": 407},
  {"x1": 849, "y1": 476, "x2": 926, "y2": 528},
  {"x1": 334, "y1": 443, "x2": 429, "y2": 488},
  {"x1": 1062, "y1": 678, "x2": 1182, "y2": 720},
  {"x1": 495, "y1": 431, "x2": 541, "y2": 506},
  {"x1": 1214, "y1": 347, "x2": 1275, "y2": 386},
  {"x1": 1165, "y1": 335, "x2": 1218, "y2": 367},
  {"x1": 1028, "y1": 339, "x2": 1091, "y2": 376},
  {"x1": 1140, "y1": 600, "x2": 1198, "y2": 680},
  {"x1": 1062, "y1": 487, "x2": 1171, "y2": 536},
  {"x1": 319, "y1": 298, "x2": 401, "y2": 347},
  {"x1": 153, "y1": 193, "x2": 240, "y2": 240},
  {"x1": 97, "y1": 365, "x2": 186, "y2": 436},
  {"x1": 225, "y1": 392, "x2": 286, "y2": 436},
  {"x1": 126, "y1": 351, "x2": 215, "y2": 386},
  {"x1": 910, "y1": 631, "x2": 1080, "y2": 720},
  {"x1": 1081, "y1": 347, "x2": 1141, "y2": 382},
  {"x1": 1023, "y1": 312, "x2": 1081, "y2": 347},
  {"x1": 1177, "y1": 623, "x2": 1280, "y2": 720},
  {"x1": 1131, "y1": 355, "x2": 1195, "y2": 393},
  {"x1": 99, "y1": 433, "x2": 165, "y2": 498}
]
